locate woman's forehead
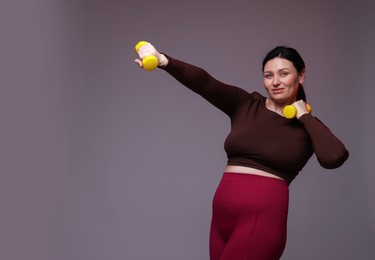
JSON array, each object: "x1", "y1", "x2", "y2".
[{"x1": 264, "y1": 58, "x2": 295, "y2": 71}]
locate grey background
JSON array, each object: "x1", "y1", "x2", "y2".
[{"x1": 1, "y1": 0, "x2": 374, "y2": 259}]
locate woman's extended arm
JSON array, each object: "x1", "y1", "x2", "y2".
[{"x1": 135, "y1": 43, "x2": 250, "y2": 116}]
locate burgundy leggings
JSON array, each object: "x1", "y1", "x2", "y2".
[{"x1": 209, "y1": 172, "x2": 289, "y2": 260}]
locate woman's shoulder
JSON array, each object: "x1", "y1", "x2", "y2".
[
  {"x1": 249, "y1": 91, "x2": 266, "y2": 102},
  {"x1": 251, "y1": 91, "x2": 265, "y2": 98}
]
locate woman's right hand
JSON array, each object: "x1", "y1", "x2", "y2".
[{"x1": 134, "y1": 42, "x2": 169, "y2": 68}]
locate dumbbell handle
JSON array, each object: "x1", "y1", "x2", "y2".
[
  {"x1": 135, "y1": 41, "x2": 159, "y2": 71},
  {"x1": 283, "y1": 104, "x2": 312, "y2": 119}
]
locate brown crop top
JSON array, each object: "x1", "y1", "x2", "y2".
[{"x1": 162, "y1": 56, "x2": 349, "y2": 183}]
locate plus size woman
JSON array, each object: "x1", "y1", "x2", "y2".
[{"x1": 135, "y1": 43, "x2": 349, "y2": 260}]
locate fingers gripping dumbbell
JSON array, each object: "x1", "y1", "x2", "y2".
[
  {"x1": 283, "y1": 104, "x2": 312, "y2": 119},
  {"x1": 134, "y1": 41, "x2": 159, "y2": 71}
]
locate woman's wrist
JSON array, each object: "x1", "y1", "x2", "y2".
[{"x1": 158, "y1": 54, "x2": 169, "y2": 67}]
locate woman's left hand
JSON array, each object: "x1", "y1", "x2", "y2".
[{"x1": 292, "y1": 100, "x2": 310, "y2": 119}]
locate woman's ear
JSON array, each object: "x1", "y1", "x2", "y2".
[{"x1": 298, "y1": 69, "x2": 306, "y2": 84}]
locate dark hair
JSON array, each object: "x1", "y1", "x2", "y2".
[{"x1": 262, "y1": 46, "x2": 306, "y2": 102}]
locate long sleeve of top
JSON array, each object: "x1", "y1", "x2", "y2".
[{"x1": 162, "y1": 56, "x2": 349, "y2": 184}]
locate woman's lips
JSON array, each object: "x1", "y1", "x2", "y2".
[{"x1": 272, "y1": 88, "x2": 284, "y2": 94}]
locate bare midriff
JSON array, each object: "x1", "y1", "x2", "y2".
[{"x1": 225, "y1": 165, "x2": 283, "y2": 180}]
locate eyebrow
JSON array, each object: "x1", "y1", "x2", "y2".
[{"x1": 264, "y1": 68, "x2": 291, "y2": 73}]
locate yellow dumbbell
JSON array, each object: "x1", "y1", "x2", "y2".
[
  {"x1": 134, "y1": 41, "x2": 158, "y2": 71},
  {"x1": 283, "y1": 103, "x2": 312, "y2": 119}
]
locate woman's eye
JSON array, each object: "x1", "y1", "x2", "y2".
[
  {"x1": 280, "y1": 72, "x2": 288, "y2": 77},
  {"x1": 264, "y1": 74, "x2": 272, "y2": 79}
]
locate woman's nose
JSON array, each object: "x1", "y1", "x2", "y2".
[{"x1": 272, "y1": 76, "x2": 280, "y2": 86}]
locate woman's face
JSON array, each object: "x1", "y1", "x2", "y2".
[{"x1": 263, "y1": 57, "x2": 305, "y2": 105}]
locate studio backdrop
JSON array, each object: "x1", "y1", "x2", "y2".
[{"x1": 1, "y1": 0, "x2": 374, "y2": 259}]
